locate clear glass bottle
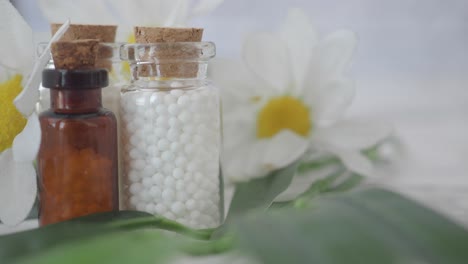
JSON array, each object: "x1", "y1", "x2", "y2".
[
  {"x1": 119, "y1": 42, "x2": 223, "y2": 228},
  {"x1": 37, "y1": 69, "x2": 119, "y2": 226}
]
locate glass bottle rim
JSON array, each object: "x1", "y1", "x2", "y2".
[
  {"x1": 37, "y1": 41, "x2": 216, "y2": 64},
  {"x1": 120, "y1": 41, "x2": 216, "y2": 63}
]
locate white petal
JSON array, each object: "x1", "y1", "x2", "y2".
[
  {"x1": 12, "y1": 113, "x2": 41, "y2": 162},
  {"x1": 242, "y1": 32, "x2": 292, "y2": 94},
  {"x1": 309, "y1": 78, "x2": 355, "y2": 124},
  {"x1": 163, "y1": 0, "x2": 190, "y2": 26},
  {"x1": 301, "y1": 31, "x2": 357, "y2": 123},
  {"x1": 262, "y1": 130, "x2": 308, "y2": 170},
  {"x1": 211, "y1": 58, "x2": 256, "y2": 108},
  {"x1": 14, "y1": 81, "x2": 39, "y2": 117},
  {"x1": 245, "y1": 141, "x2": 271, "y2": 179},
  {"x1": 15, "y1": 20, "x2": 70, "y2": 116},
  {"x1": 225, "y1": 130, "x2": 308, "y2": 183},
  {"x1": 308, "y1": 30, "x2": 357, "y2": 85},
  {"x1": 223, "y1": 104, "x2": 256, "y2": 125},
  {"x1": 109, "y1": 0, "x2": 186, "y2": 27},
  {"x1": 225, "y1": 167, "x2": 249, "y2": 183},
  {"x1": 222, "y1": 105, "x2": 258, "y2": 180},
  {"x1": 313, "y1": 120, "x2": 392, "y2": 150},
  {"x1": 0, "y1": 0, "x2": 33, "y2": 73},
  {"x1": 223, "y1": 142, "x2": 266, "y2": 182},
  {"x1": 38, "y1": 0, "x2": 117, "y2": 25},
  {"x1": 190, "y1": 0, "x2": 224, "y2": 17},
  {"x1": 223, "y1": 113, "x2": 255, "y2": 151},
  {"x1": 336, "y1": 149, "x2": 373, "y2": 176},
  {"x1": 224, "y1": 139, "x2": 278, "y2": 182},
  {"x1": 219, "y1": 72, "x2": 259, "y2": 183},
  {"x1": 319, "y1": 30, "x2": 357, "y2": 78},
  {"x1": 223, "y1": 150, "x2": 247, "y2": 182},
  {"x1": 110, "y1": 0, "x2": 189, "y2": 39},
  {"x1": 223, "y1": 129, "x2": 253, "y2": 153},
  {"x1": 276, "y1": 164, "x2": 341, "y2": 201},
  {"x1": 0, "y1": 149, "x2": 37, "y2": 226},
  {"x1": 279, "y1": 8, "x2": 318, "y2": 94}
]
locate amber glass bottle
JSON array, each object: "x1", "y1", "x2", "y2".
[{"x1": 38, "y1": 69, "x2": 118, "y2": 226}]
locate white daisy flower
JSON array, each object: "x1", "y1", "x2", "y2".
[
  {"x1": 0, "y1": 1, "x2": 69, "y2": 225},
  {"x1": 0, "y1": 0, "x2": 39, "y2": 225},
  {"x1": 212, "y1": 8, "x2": 390, "y2": 182}
]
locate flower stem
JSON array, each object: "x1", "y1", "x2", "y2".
[{"x1": 107, "y1": 216, "x2": 214, "y2": 240}]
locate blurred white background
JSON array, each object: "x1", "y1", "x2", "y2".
[{"x1": 10, "y1": 0, "x2": 468, "y2": 225}]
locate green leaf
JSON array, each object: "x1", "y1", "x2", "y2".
[
  {"x1": 348, "y1": 189, "x2": 468, "y2": 262},
  {"x1": 298, "y1": 170, "x2": 342, "y2": 197},
  {"x1": 232, "y1": 188, "x2": 468, "y2": 264},
  {"x1": 107, "y1": 215, "x2": 214, "y2": 240},
  {"x1": 330, "y1": 173, "x2": 363, "y2": 193},
  {"x1": 17, "y1": 229, "x2": 174, "y2": 264},
  {"x1": 0, "y1": 211, "x2": 152, "y2": 263},
  {"x1": 226, "y1": 161, "x2": 299, "y2": 220},
  {"x1": 181, "y1": 234, "x2": 236, "y2": 256},
  {"x1": 298, "y1": 157, "x2": 339, "y2": 173}
]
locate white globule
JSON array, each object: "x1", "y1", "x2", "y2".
[{"x1": 120, "y1": 86, "x2": 221, "y2": 229}]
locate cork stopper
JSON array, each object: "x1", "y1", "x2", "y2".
[
  {"x1": 51, "y1": 24, "x2": 117, "y2": 42},
  {"x1": 133, "y1": 27, "x2": 204, "y2": 78},
  {"x1": 134, "y1": 27, "x2": 203, "y2": 43},
  {"x1": 51, "y1": 39, "x2": 99, "y2": 70},
  {"x1": 51, "y1": 24, "x2": 117, "y2": 70}
]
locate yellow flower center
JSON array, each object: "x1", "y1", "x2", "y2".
[
  {"x1": 256, "y1": 96, "x2": 311, "y2": 138},
  {"x1": 0, "y1": 75, "x2": 27, "y2": 152}
]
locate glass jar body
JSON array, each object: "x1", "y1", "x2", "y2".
[
  {"x1": 37, "y1": 89, "x2": 119, "y2": 226},
  {"x1": 120, "y1": 80, "x2": 222, "y2": 228}
]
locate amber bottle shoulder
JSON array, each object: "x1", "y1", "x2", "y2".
[{"x1": 39, "y1": 108, "x2": 116, "y2": 120}]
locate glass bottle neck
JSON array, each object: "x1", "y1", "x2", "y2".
[
  {"x1": 50, "y1": 89, "x2": 102, "y2": 114},
  {"x1": 131, "y1": 62, "x2": 208, "y2": 81}
]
